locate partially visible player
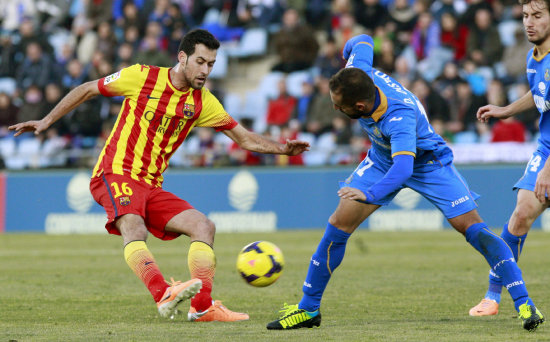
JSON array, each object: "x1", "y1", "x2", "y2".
[
  {"x1": 469, "y1": 0, "x2": 550, "y2": 317},
  {"x1": 266, "y1": 34, "x2": 545, "y2": 331},
  {"x1": 9, "y1": 29, "x2": 310, "y2": 322}
]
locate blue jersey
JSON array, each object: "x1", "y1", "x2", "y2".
[
  {"x1": 526, "y1": 47, "x2": 550, "y2": 151},
  {"x1": 345, "y1": 37, "x2": 453, "y2": 172}
]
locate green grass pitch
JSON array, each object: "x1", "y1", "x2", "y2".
[{"x1": 1, "y1": 230, "x2": 549, "y2": 341}]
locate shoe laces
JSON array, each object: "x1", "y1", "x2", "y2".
[
  {"x1": 212, "y1": 300, "x2": 226, "y2": 310},
  {"x1": 519, "y1": 301, "x2": 532, "y2": 319},
  {"x1": 279, "y1": 303, "x2": 300, "y2": 318},
  {"x1": 167, "y1": 277, "x2": 182, "y2": 287},
  {"x1": 479, "y1": 299, "x2": 496, "y2": 307}
]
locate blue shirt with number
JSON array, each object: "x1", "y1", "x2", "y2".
[
  {"x1": 527, "y1": 47, "x2": 550, "y2": 152},
  {"x1": 511, "y1": 48, "x2": 550, "y2": 191},
  {"x1": 345, "y1": 36, "x2": 453, "y2": 172}
]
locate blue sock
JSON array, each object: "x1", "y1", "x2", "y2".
[
  {"x1": 501, "y1": 223, "x2": 528, "y2": 261},
  {"x1": 465, "y1": 223, "x2": 533, "y2": 311},
  {"x1": 299, "y1": 223, "x2": 350, "y2": 312},
  {"x1": 485, "y1": 224, "x2": 528, "y2": 303}
]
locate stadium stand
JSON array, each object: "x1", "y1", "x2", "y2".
[{"x1": 0, "y1": 0, "x2": 539, "y2": 169}]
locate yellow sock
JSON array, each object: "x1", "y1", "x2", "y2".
[
  {"x1": 188, "y1": 241, "x2": 216, "y2": 311},
  {"x1": 124, "y1": 241, "x2": 167, "y2": 302}
]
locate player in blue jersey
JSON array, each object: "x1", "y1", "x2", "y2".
[
  {"x1": 470, "y1": 0, "x2": 550, "y2": 318},
  {"x1": 266, "y1": 33, "x2": 545, "y2": 332}
]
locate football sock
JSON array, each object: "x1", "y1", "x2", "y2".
[
  {"x1": 188, "y1": 241, "x2": 216, "y2": 312},
  {"x1": 124, "y1": 240, "x2": 168, "y2": 303},
  {"x1": 485, "y1": 224, "x2": 528, "y2": 303},
  {"x1": 465, "y1": 223, "x2": 533, "y2": 311},
  {"x1": 299, "y1": 223, "x2": 351, "y2": 312}
]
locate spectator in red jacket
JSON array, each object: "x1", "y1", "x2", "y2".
[
  {"x1": 491, "y1": 117, "x2": 527, "y2": 143},
  {"x1": 266, "y1": 78, "x2": 297, "y2": 127}
]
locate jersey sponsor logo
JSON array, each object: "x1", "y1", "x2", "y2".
[
  {"x1": 527, "y1": 68, "x2": 537, "y2": 73},
  {"x1": 143, "y1": 110, "x2": 186, "y2": 137},
  {"x1": 147, "y1": 95, "x2": 160, "y2": 100},
  {"x1": 104, "y1": 71, "x2": 121, "y2": 85},
  {"x1": 389, "y1": 117, "x2": 403, "y2": 122},
  {"x1": 539, "y1": 82, "x2": 546, "y2": 96},
  {"x1": 533, "y1": 94, "x2": 550, "y2": 112},
  {"x1": 450, "y1": 195, "x2": 469, "y2": 208},
  {"x1": 183, "y1": 103, "x2": 195, "y2": 119}
]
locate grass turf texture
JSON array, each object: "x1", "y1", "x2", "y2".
[{"x1": 1, "y1": 230, "x2": 549, "y2": 341}]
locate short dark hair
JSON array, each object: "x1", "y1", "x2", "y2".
[
  {"x1": 329, "y1": 68, "x2": 375, "y2": 107},
  {"x1": 178, "y1": 29, "x2": 220, "y2": 56},
  {"x1": 519, "y1": 0, "x2": 550, "y2": 12}
]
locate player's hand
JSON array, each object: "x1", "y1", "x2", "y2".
[
  {"x1": 535, "y1": 166, "x2": 550, "y2": 203},
  {"x1": 283, "y1": 139, "x2": 310, "y2": 156},
  {"x1": 476, "y1": 104, "x2": 511, "y2": 123},
  {"x1": 338, "y1": 187, "x2": 366, "y2": 201},
  {"x1": 8, "y1": 120, "x2": 48, "y2": 137},
  {"x1": 343, "y1": 34, "x2": 372, "y2": 61}
]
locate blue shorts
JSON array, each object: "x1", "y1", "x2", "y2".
[
  {"x1": 514, "y1": 148, "x2": 549, "y2": 191},
  {"x1": 341, "y1": 156, "x2": 480, "y2": 219}
]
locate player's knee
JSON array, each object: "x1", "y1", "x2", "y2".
[
  {"x1": 117, "y1": 214, "x2": 148, "y2": 242},
  {"x1": 120, "y1": 223, "x2": 148, "y2": 243},
  {"x1": 193, "y1": 218, "x2": 216, "y2": 242},
  {"x1": 328, "y1": 215, "x2": 354, "y2": 233},
  {"x1": 509, "y1": 209, "x2": 535, "y2": 233}
]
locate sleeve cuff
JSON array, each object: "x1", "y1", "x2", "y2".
[
  {"x1": 97, "y1": 78, "x2": 113, "y2": 97},
  {"x1": 214, "y1": 118, "x2": 238, "y2": 132}
]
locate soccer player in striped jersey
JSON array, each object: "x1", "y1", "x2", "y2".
[
  {"x1": 9, "y1": 29, "x2": 309, "y2": 322},
  {"x1": 266, "y1": 34, "x2": 544, "y2": 331},
  {"x1": 470, "y1": 0, "x2": 550, "y2": 319}
]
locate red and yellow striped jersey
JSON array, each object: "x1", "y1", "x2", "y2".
[{"x1": 93, "y1": 64, "x2": 237, "y2": 187}]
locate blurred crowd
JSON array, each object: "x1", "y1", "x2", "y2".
[{"x1": 0, "y1": 0, "x2": 541, "y2": 170}]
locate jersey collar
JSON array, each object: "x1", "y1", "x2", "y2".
[
  {"x1": 532, "y1": 46, "x2": 550, "y2": 62},
  {"x1": 365, "y1": 86, "x2": 388, "y2": 122}
]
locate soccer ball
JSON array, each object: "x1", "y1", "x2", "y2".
[{"x1": 236, "y1": 241, "x2": 284, "y2": 287}]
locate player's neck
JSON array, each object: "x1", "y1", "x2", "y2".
[
  {"x1": 169, "y1": 65, "x2": 191, "y2": 92},
  {"x1": 535, "y1": 38, "x2": 550, "y2": 58}
]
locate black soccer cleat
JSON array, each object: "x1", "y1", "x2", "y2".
[
  {"x1": 518, "y1": 302, "x2": 545, "y2": 332},
  {"x1": 267, "y1": 303, "x2": 321, "y2": 330}
]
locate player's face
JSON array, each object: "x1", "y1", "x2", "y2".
[
  {"x1": 523, "y1": 0, "x2": 550, "y2": 46},
  {"x1": 181, "y1": 44, "x2": 216, "y2": 89},
  {"x1": 329, "y1": 90, "x2": 367, "y2": 119}
]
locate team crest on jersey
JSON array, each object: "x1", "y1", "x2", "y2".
[
  {"x1": 119, "y1": 196, "x2": 131, "y2": 206},
  {"x1": 183, "y1": 104, "x2": 195, "y2": 118},
  {"x1": 372, "y1": 127, "x2": 382, "y2": 138},
  {"x1": 545, "y1": 69, "x2": 550, "y2": 81},
  {"x1": 104, "y1": 71, "x2": 121, "y2": 85}
]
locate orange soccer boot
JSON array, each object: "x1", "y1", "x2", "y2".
[
  {"x1": 188, "y1": 300, "x2": 249, "y2": 322},
  {"x1": 469, "y1": 298, "x2": 499, "y2": 316},
  {"x1": 157, "y1": 278, "x2": 202, "y2": 319}
]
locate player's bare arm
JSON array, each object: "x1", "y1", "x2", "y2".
[
  {"x1": 9, "y1": 80, "x2": 101, "y2": 136},
  {"x1": 477, "y1": 90, "x2": 535, "y2": 123},
  {"x1": 223, "y1": 124, "x2": 310, "y2": 155}
]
